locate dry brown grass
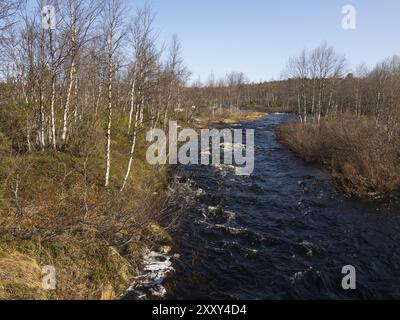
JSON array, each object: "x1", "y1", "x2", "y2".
[
  {"x1": 0, "y1": 248, "x2": 46, "y2": 300},
  {"x1": 0, "y1": 125, "x2": 186, "y2": 299},
  {"x1": 276, "y1": 115, "x2": 400, "y2": 198},
  {"x1": 194, "y1": 110, "x2": 267, "y2": 128}
]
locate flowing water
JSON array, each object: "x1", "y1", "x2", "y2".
[{"x1": 166, "y1": 113, "x2": 400, "y2": 300}]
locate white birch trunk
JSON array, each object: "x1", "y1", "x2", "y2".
[
  {"x1": 121, "y1": 104, "x2": 141, "y2": 191},
  {"x1": 61, "y1": 60, "x2": 75, "y2": 145},
  {"x1": 49, "y1": 29, "x2": 57, "y2": 149},
  {"x1": 127, "y1": 72, "x2": 136, "y2": 134},
  {"x1": 105, "y1": 22, "x2": 114, "y2": 187}
]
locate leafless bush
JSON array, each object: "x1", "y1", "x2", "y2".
[{"x1": 276, "y1": 115, "x2": 400, "y2": 197}]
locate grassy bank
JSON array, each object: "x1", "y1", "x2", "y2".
[
  {"x1": 0, "y1": 117, "x2": 179, "y2": 299},
  {"x1": 0, "y1": 108, "x2": 263, "y2": 300},
  {"x1": 194, "y1": 110, "x2": 267, "y2": 128},
  {"x1": 276, "y1": 115, "x2": 400, "y2": 198}
]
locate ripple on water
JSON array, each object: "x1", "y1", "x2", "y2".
[{"x1": 167, "y1": 113, "x2": 400, "y2": 300}]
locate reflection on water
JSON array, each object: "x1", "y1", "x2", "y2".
[{"x1": 167, "y1": 113, "x2": 400, "y2": 300}]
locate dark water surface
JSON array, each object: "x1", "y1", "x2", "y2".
[{"x1": 167, "y1": 113, "x2": 400, "y2": 300}]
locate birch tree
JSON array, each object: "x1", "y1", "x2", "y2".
[
  {"x1": 61, "y1": 0, "x2": 100, "y2": 147},
  {"x1": 103, "y1": 0, "x2": 126, "y2": 187},
  {"x1": 121, "y1": 4, "x2": 158, "y2": 191}
]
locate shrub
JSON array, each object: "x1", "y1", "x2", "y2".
[{"x1": 276, "y1": 115, "x2": 400, "y2": 198}]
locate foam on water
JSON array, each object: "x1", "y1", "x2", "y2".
[{"x1": 126, "y1": 247, "x2": 179, "y2": 299}]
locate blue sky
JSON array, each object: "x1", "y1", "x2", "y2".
[{"x1": 132, "y1": 0, "x2": 400, "y2": 82}]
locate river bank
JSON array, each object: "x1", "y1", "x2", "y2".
[
  {"x1": 194, "y1": 110, "x2": 267, "y2": 128},
  {"x1": 276, "y1": 115, "x2": 400, "y2": 198},
  {"x1": 0, "y1": 109, "x2": 266, "y2": 300},
  {"x1": 0, "y1": 136, "x2": 177, "y2": 299},
  {"x1": 0, "y1": 102, "x2": 201, "y2": 300}
]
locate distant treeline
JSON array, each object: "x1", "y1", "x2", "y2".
[{"x1": 187, "y1": 43, "x2": 400, "y2": 137}]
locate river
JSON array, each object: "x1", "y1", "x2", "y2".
[{"x1": 165, "y1": 113, "x2": 400, "y2": 299}]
